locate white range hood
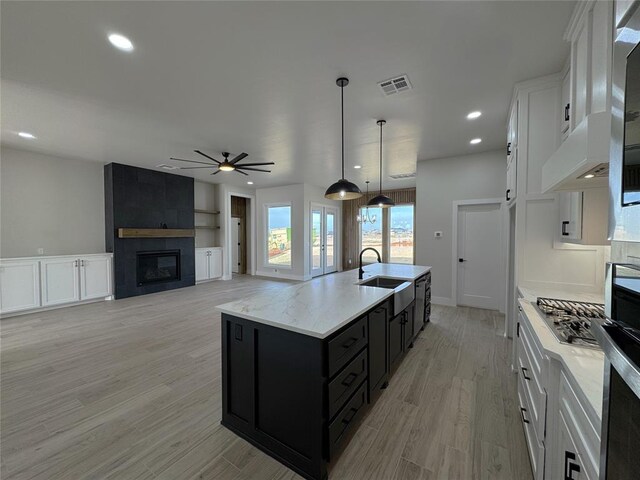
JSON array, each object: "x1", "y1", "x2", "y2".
[{"x1": 541, "y1": 111, "x2": 611, "y2": 192}]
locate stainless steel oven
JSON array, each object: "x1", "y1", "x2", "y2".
[{"x1": 594, "y1": 263, "x2": 640, "y2": 479}]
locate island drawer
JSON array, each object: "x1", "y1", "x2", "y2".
[
  {"x1": 328, "y1": 317, "x2": 368, "y2": 377},
  {"x1": 328, "y1": 381, "x2": 367, "y2": 458},
  {"x1": 328, "y1": 348, "x2": 368, "y2": 419}
]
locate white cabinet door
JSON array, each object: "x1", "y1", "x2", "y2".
[
  {"x1": 0, "y1": 260, "x2": 41, "y2": 313},
  {"x1": 79, "y1": 256, "x2": 112, "y2": 300},
  {"x1": 209, "y1": 249, "x2": 222, "y2": 279},
  {"x1": 558, "y1": 192, "x2": 583, "y2": 241},
  {"x1": 561, "y1": 67, "x2": 571, "y2": 139},
  {"x1": 195, "y1": 249, "x2": 209, "y2": 282},
  {"x1": 506, "y1": 152, "x2": 517, "y2": 203},
  {"x1": 572, "y1": 16, "x2": 591, "y2": 128},
  {"x1": 40, "y1": 258, "x2": 80, "y2": 306}
]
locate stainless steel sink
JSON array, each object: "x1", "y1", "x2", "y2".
[{"x1": 359, "y1": 276, "x2": 415, "y2": 316}]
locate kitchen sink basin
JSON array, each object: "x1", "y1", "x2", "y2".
[{"x1": 359, "y1": 276, "x2": 415, "y2": 316}]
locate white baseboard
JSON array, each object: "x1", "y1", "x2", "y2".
[
  {"x1": 432, "y1": 296, "x2": 456, "y2": 307},
  {"x1": 255, "y1": 270, "x2": 308, "y2": 281}
]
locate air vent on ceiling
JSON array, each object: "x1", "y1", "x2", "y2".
[
  {"x1": 389, "y1": 172, "x2": 416, "y2": 180},
  {"x1": 578, "y1": 163, "x2": 609, "y2": 179},
  {"x1": 157, "y1": 164, "x2": 179, "y2": 170},
  {"x1": 378, "y1": 74, "x2": 413, "y2": 96}
]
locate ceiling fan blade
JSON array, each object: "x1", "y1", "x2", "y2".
[
  {"x1": 210, "y1": 170, "x2": 221, "y2": 175},
  {"x1": 233, "y1": 162, "x2": 275, "y2": 167},
  {"x1": 235, "y1": 169, "x2": 249, "y2": 176},
  {"x1": 229, "y1": 152, "x2": 248, "y2": 164},
  {"x1": 236, "y1": 166, "x2": 271, "y2": 173},
  {"x1": 178, "y1": 166, "x2": 215, "y2": 169},
  {"x1": 194, "y1": 150, "x2": 221, "y2": 164},
  {"x1": 170, "y1": 157, "x2": 213, "y2": 166}
]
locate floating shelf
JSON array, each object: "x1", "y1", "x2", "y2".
[
  {"x1": 194, "y1": 209, "x2": 220, "y2": 215},
  {"x1": 118, "y1": 228, "x2": 195, "y2": 238},
  {"x1": 195, "y1": 226, "x2": 221, "y2": 230}
]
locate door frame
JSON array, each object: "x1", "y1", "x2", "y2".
[
  {"x1": 309, "y1": 203, "x2": 339, "y2": 277},
  {"x1": 451, "y1": 198, "x2": 506, "y2": 312},
  {"x1": 224, "y1": 191, "x2": 256, "y2": 279}
]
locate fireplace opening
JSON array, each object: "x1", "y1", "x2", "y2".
[{"x1": 136, "y1": 250, "x2": 181, "y2": 286}]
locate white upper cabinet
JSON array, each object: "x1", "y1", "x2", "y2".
[
  {"x1": 557, "y1": 187, "x2": 609, "y2": 245},
  {"x1": 41, "y1": 257, "x2": 80, "y2": 307},
  {"x1": 542, "y1": 0, "x2": 614, "y2": 193},
  {"x1": 0, "y1": 260, "x2": 40, "y2": 313}
]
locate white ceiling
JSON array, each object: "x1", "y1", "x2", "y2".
[{"x1": 0, "y1": 1, "x2": 574, "y2": 190}]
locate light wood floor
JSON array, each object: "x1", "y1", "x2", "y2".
[{"x1": 1, "y1": 275, "x2": 533, "y2": 480}]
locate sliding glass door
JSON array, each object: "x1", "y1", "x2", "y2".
[{"x1": 311, "y1": 205, "x2": 339, "y2": 277}]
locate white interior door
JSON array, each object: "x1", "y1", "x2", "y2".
[
  {"x1": 457, "y1": 203, "x2": 502, "y2": 310},
  {"x1": 232, "y1": 218, "x2": 241, "y2": 274},
  {"x1": 311, "y1": 205, "x2": 338, "y2": 277}
]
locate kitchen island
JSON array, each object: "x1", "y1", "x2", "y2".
[{"x1": 216, "y1": 263, "x2": 431, "y2": 480}]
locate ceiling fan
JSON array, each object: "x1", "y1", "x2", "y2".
[{"x1": 170, "y1": 150, "x2": 274, "y2": 176}]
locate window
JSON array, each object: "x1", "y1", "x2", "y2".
[
  {"x1": 359, "y1": 204, "x2": 414, "y2": 264},
  {"x1": 266, "y1": 205, "x2": 292, "y2": 267},
  {"x1": 359, "y1": 207, "x2": 383, "y2": 264},
  {"x1": 389, "y1": 205, "x2": 414, "y2": 264}
]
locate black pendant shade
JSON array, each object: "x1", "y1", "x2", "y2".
[
  {"x1": 325, "y1": 77, "x2": 362, "y2": 200},
  {"x1": 367, "y1": 119, "x2": 394, "y2": 208}
]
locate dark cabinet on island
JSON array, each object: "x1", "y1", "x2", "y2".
[{"x1": 218, "y1": 265, "x2": 431, "y2": 480}]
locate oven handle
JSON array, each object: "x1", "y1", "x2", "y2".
[{"x1": 592, "y1": 320, "x2": 640, "y2": 399}]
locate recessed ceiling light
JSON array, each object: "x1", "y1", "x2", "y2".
[
  {"x1": 470, "y1": 138, "x2": 482, "y2": 145},
  {"x1": 108, "y1": 33, "x2": 134, "y2": 52},
  {"x1": 18, "y1": 131, "x2": 36, "y2": 139},
  {"x1": 466, "y1": 111, "x2": 482, "y2": 120},
  {"x1": 247, "y1": 181, "x2": 254, "y2": 185},
  {"x1": 353, "y1": 165, "x2": 362, "y2": 169},
  {"x1": 584, "y1": 174, "x2": 595, "y2": 179}
]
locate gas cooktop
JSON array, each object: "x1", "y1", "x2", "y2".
[{"x1": 533, "y1": 297, "x2": 605, "y2": 350}]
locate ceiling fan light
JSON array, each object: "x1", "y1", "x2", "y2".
[
  {"x1": 219, "y1": 162, "x2": 235, "y2": 172},
  {"x1": 325, "y1": 179, "x2": 362, "y2": 200},
  {"x1": 367, "y1": 194, "x2": 395, "y2": 208}
]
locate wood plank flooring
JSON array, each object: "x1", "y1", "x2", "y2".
[{"x1": 1, "y1": 275, "x2": 532, "y2": 479}]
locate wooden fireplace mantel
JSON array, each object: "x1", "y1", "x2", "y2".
[{"x1": 117, "y1": 228, "x2": 195, "y2": 239}]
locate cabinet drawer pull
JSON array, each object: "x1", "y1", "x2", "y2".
[
  {"x1": 564, "y1": 103, "x2": 570, "y2": 122},
  {"x1": 562, "y1": 221, "x2": 570, "y2": 236},
  {"x1": 520, "y1": 407, "x2": 530, "y2": 424},
  {"x1": 506, "y1": 189, "x2": 511, "y2": 201},
  {"x1": 521, "y1": 367, "x2": 531, "y2": 381},
  {"x1": 341, "y1": 372, "x2": 358, "y2": 387},
  {"x1": 341, "y1": 337, "x2": 358, "y2": 349},
  {"x1": 564, "y1": 451, "x2": 580, "y2": 480},
  {"x1": 341, "y1": 407, "x2": 358, "y2": 425}
]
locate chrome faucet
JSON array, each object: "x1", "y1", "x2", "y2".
[{"x1": 359, "y1": 248, "x2": 382, "y2": 280}]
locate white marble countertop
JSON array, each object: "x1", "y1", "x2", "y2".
[
  {"x1": 517, "y1": 286, "x2": 604, "y2": 423},
  {"x1": 216, "y1": 264, "x2": 431, "y2": 339}
]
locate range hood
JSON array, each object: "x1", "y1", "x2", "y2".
[{"x1": 541, "y1": 111, "x2": 611, "y2": 192}]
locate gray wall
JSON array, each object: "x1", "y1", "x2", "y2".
[
  {"x1": 415, "y1": 149, "x2": 506, "y2": 303},
  {"x1": 1, "y1": 146, "x2": 105, "y2": 257}
]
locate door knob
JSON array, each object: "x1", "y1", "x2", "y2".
[{"x1": 458, "y1": 258, "x2": 466, "y2": 263}]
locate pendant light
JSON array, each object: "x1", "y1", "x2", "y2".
[
  {"x1": 325, "y1": 77, "x2": 363, "y2": 200},
  {"x1": 367, "y1": 120, "x2": 395, "y2": 207},
  {"x1": 357, "y1": 181, "x2": 378, "y2": 224}
]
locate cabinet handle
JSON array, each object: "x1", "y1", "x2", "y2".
[
  {"x1": 520, "y1": 407, "x2": 530, "y2": 424},
  {"x1": 564, "y1": 103, "x2": 570, "y2": 122},
  {"x1": 506, "y1": 189, "x2": 511, "y2": 201},
  {"x1": 562, "y1": 221, "x2": 570, "y2": 236},
  {"x1": 341, "y1": 372, "x2": 359, "y2": 387},
  {"x1": 507, "y1": 142, "x2": 512, "y2": 156},
  {"x1": 341, "y1": 337, "x2": 358, "y2": 349},
  {"x1": 341, "y1": 406, "x2": 359, "y2": 425},
  {"x1": 74, "y1": 260, "x2": 78, "y2": 267},
  {"x1": 521, "y1": 367, "x2": 531, "y2": 381},
  {"x1": 564, "y1": 451, "x2": 581, "y2": 480}
]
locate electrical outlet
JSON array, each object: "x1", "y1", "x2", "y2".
[
  {"x1": 37, "y1": 248, "x2": 44, "y2": 255},
  {"x1": 434, "y1": 231, "x2": 443, "y2": 238}
]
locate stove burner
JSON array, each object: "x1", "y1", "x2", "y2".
[{"x1": 534, "y1": 297, "x2": 604, "y2": 349}]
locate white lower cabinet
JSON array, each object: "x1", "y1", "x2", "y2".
[
  {"x1": 41, "y1": 257, "x2": 81, "y2": 306},
  {"x1": 0, "y1": 260, "x2": 40, "y2": 313},
  {"x1": 195, "y1": 248, "x2": 223, "y2": 282},
  {"x1": 0, "y1": 254, "x2": 113, "y2": 316}
]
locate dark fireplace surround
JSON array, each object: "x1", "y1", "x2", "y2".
[{"x1": 105, "y1": 163, "x2": 195, "y2": 299}]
